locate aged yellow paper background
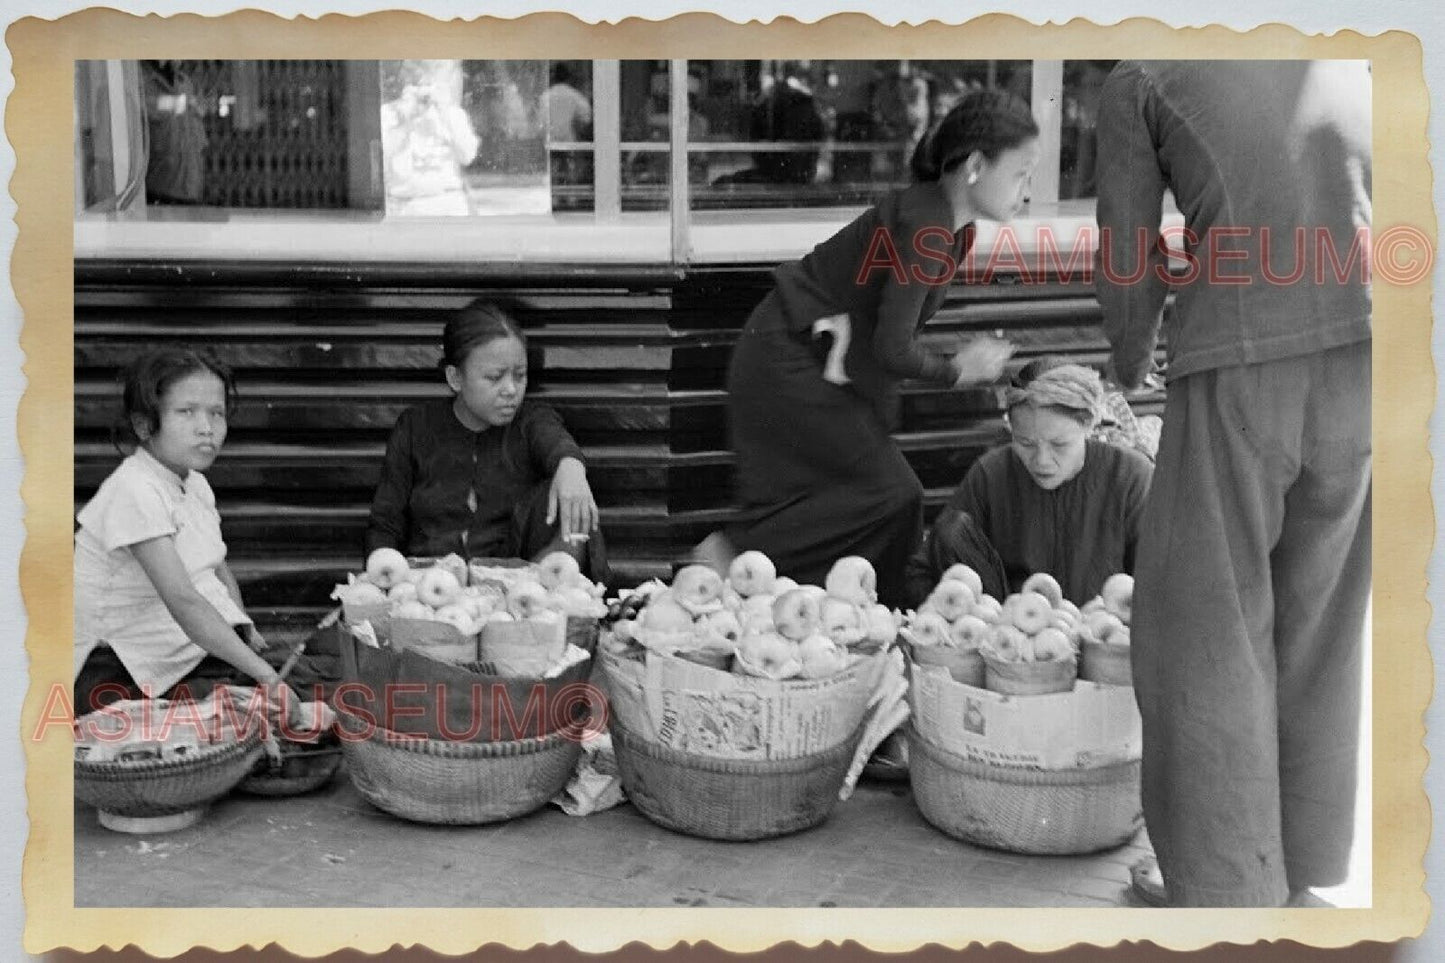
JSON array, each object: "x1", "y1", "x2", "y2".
[{"x1": 13, "y1": 9, "x2": 1433, "y2": 955}]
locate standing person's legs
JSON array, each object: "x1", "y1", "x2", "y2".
[
  {"x1": 1273, "y1": 341, "x2": 1371, "y2": 894},
  {"x1": 1132, "y1": 361, "x2": 1301, "y2": 907},
  {"x1": 723, "y1": 325, "x2": 924, "y2": 605}
]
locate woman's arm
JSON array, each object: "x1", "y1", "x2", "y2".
[
  {"x1": 131, "y1": 536, "x2": 283, "y2": 688},
  {"x1": 365, "y1": 411, "x2": 417, "y2": 558},
  {"x1": 523, "y1": 405, "x2": 597, "y2": 539},
  {"x1": 215, "y1": 561, "x2": 265, "y2": 651}
]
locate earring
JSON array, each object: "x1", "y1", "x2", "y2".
[{"x1": 967, "y1": 172, "x2": 978, "y2": 185}]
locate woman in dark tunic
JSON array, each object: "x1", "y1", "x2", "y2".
[
  {"x1": 904, "y1": 359, "x2": 1154, "y2": 606},
  {"x1": 366, "y1": 300, "x2": 608, "y2": 580},
  {"x1": 700, "y1": 90, "x2": 1040, "y2": 605}
]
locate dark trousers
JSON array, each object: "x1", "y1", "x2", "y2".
[
  {"x1": 1132, "y1": 341, "x2": 1371, "y2": 906},
  {"x1": 902, "y1": 508, "x2": 1012, "y2": 609},
  {"x1": 724, "y1": 323, "x2": 923, "y2": 607}
]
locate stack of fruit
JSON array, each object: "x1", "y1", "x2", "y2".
[
  {"x1": 332, "y1": 548, "x2": 607, "y2": 640},
  {"x1": 602, "y1": 553, "x2": 900, "y2": 681},
  {"x1": 1074, "y1": 573, "x2": 1134, "y2": 685}
]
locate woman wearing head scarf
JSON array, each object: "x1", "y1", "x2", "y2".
[
  {"x1": 696, "y1": 89, "x2": 1040, "y2": 606},
  {"x1": 903, "y1": 358, "x2": 1154, "y2": 606}
]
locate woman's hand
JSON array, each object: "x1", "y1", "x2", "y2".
[
  {"x1": 950, "y1": 336, "x2": 1014, "y2": 388},
  {"x1": 547, "y1": 456, "x2": 599, "y2": 541},
  {"x1": 243, "y1": 624, "x2": 268, "y2": 653}
]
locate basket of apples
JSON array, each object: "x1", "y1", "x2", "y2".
[
  {"x1": 901, "y1": 564, "x2": 997, "y2": 687},
  {"x1": 477, "y1": 552, "x2": 607, "y2": 677},
  {"x1": 598, "y1": 553, "x2": 900, "y2": 840},
  {"x1": 1075, "y1": 574, "x2": 1133, "y2": 686},
  {"x1": 975, "y1": 573, "x2": 1081, "y2": 696}
]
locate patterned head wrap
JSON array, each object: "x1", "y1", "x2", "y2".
[{"x1": 1003, "y1": 362, "x2": 1105, "y2": 428}]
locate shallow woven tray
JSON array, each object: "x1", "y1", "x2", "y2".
[
  {"x1": 611, "y1": 719, "x2": 862, "y2": 841},
  {"x1": 75, "y1": 733, "x2": 265, "y2": 819},
  {"x1": 342, "y1": 722, "x2": 583, "y2": 825},
  {"x1": 908, "y1": 727, "x2": 1142, "y2": 855}
]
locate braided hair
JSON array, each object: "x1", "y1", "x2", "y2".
[{"x1": 910, "y1": 88, "x2": 1039, "y2": 183}]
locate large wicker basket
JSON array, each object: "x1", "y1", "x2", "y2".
[
  {"x1": 75, "y1": 733, "x2": 265, "y2": 819},
  {"x1": 908, "y1": 727, "x2": 1142, "y2": 855},
  {"x1": 611, "y1": 719, "x2": 862, "y2": 841},
  {"x1": 240, "y1": 737, "x2": 343, "y2": 797},
  {"x1": 341, "y1": 722, "x2": 583, "y2": 825}
]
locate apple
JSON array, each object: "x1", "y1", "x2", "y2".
[
  {"x1": 720, "y1": 585, "x2": 746, "y2": 612},
  {"x1": 387, "y1": 581, "x2": 419, "y2": 605},
  {"x1": 863, "y1": 604, "x2": 900, "y2": 646},
  {"x1": 948, "y1": 614, "x2": 990, "y2": 650},
  {"x1": 1055, "y1": 599, "x2": 1082, "y2": 623},
  {"x1": 417, "y1": 567, "x2": 464, "y2": 609},
  {"x1": 1049, "y1": 613, "x2": 1078, "y2": 636},
  {"x1": 1083, "y1": 609, "x2": 1126, "y2": 641},
  {"x1": 772, "y1": 576, "x2": 800, "y2": 595},
  {"x1": 735, "y1": 631, "x2": 801, "y2": 679},
  {"x1": 393, "y1": 600, "x2": 434, "y2": 622},
  {"x1": 1031, "y1": 627, "x2": 1075, "y2": 662},
  {"x1": 926, "y1": 579, "x2": 976, "y2": 621},
  {"x1": 940, "y1": 563, "x2": 985, "y2": 600},
  {"x1": 1009, "y1": 591, "x2": 1053, "y2": 636},
  {"x1": 988, "y1": 623, "x2": 1030, "y2": 662},
  {"x1": 740, "y1": 593, "x2": 777, "y2": 628},
  {"x1": 487, "y1": 610, "x2": 515, "y2": 624},
  {"x1": 639, "y1": 597, "x2": 696, "y2": 634},
  {"x1": 819, "y1": 597, "x2": 867, "y2": 647},
  {"x1": 609, "y1": 619, "x2": 636, "y2": 643},
  {"x1": 971, "y1": 594, "x2": 1004, "y2": 624},
  {"x1": 506, "y1": 581, "x2": 551, "y2": 620},
  {"x1": 365, "y1": 548, "x2": 409, "y2": 590},
  {"x1": 772, "y1": 589, "x2": 822, "y2": 642},
  {"x1": 1021, "y1": 572, "x2": 1065, "y2": 609},
  {"x1": 700, "y1": 609, "x2": 744, "y2": 648},
  {"x1": 727, "y1": 550, "x2": 777, "y2": 598},
  {"x1": 434, "y1": 553, "x2": 470, "y2": 589},
  {"x1": 433, "y1": 603, "x2": 476, "y2": 635},
  {"x1": 537, "y1": 551, "x2": 583, "y2": 590},
  {"x1": 799, "y1": 584, "x2": 829, "y2": 607},
  {"x1": 796, "y1": 634, "x2": 848, "y2": 679},
  {"x1": 672, "y1": 564, "x2": 726, "y2": 608},
  {"x1": 1080, "y1": 596, "x2": 1108, "y2": 616},
  {"x1": 550, "y1": 585, "x2": 604, "y2": 618},
  {"x1": 463, "y1": 595, "x2": 494, "y2": 620},
  {"x1": 1101, "y1": 573, "x2": 1135, "y2": 624},
  {"x1": 824, "y1": 556, "x2": 878, "y2": 606},
  {"x1": 342, "y1": 581, "x2": 387, "y2": 607},
  {"x1": 1102, "y1": 624, "x2": 1132, "y2": 647},
  {"x1": 909, "y1": 610, "x2": 952, "y2": 648}
]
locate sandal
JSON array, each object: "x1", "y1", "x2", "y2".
[{"x1": 1129, "y1": 856, "x2": 1168, "y2": 907}]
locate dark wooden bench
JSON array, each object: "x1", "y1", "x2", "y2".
[{"x1": 75, "y1": 258, "x2": 1167, "y2": 642}]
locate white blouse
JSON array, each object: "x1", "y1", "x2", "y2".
[{"x1": 74, "y1": 446, "x2": 251, "y2": 695}]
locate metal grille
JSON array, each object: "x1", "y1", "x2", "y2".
[{"x1": 170, "y1": 60, "x2": 349, "y2": 209}]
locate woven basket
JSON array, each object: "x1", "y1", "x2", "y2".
[
  {"x1": 1080, "y1": 639, "x2": 1132, "y2": 686},
  {"x1": 908, "y1": 727, "x2": 1142, "y2": 855},
  {"x1": 983, "y1": 653, "x2": 1077, "y2": 695},
  {"x1": 341, "y1": 721, "x2": 583, "y2": 825},
  {"x1": 912, "y1": 644, "x2": 985, "y2": 687},
  {"x1": 240, "y1": 739, "x2": 343, "y2": 797},
  {"x1": 75, "y1": 734, "x2": 265, "y2": 818},
  {"x1": 611, "y1": 719, "x2": 862, "y2": 841}
]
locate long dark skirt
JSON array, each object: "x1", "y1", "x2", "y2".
[{"x1": 723, "y1": 304, "x2": 923, "y2": 607}]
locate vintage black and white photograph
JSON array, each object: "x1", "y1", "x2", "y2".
[{"x1": 64, "y1": 51, "x2": 1379, "y2": 914}]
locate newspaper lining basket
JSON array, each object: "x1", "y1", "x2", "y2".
[
  {"x1": 341, "y1": 720, "x2": 583, "y2": 825},
  {"x1": 982, "y1": 653, "x2": 1077, "y2": 695},
  {"x1": 611, "y1": 719, "x2": 863, "y2": 841},
  {"x1": 908, "y1": 727, "x2": 1142, "y2": 855},
  {"x1": 1080, "y1": 639, "x2": 1133, "y2": 686},
  {"x1": 75, "y1": 733, "x2": 265, "y2": 818},
  {"x1": 911, "y1": 644, "x2": 985, "y2": 687}
]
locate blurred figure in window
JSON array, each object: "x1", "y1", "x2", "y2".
[
  {"x1": 543, "y1": 62, "x2": 593, "y2": 188},
  {"x1": 714, "y1": 61, "x2": 824, "y2": 187},
  {"x1": 380, "y1": 60, "x2": 480, "y2": 216},
  {"x1": 142, "y1": 60, "x2": 208, "y2": 206}
]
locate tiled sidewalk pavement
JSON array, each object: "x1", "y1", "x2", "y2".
[{"x1": 74, "y1": 768, "x2": 1152, "y2": 908}]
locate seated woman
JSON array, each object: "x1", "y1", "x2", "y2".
[
  {"x1": 366, "y1": 299, "x2": 609, "y2": 581},
  {"x1": 904, "y1": 358, "x2": 1154, "y2": 607},
  {"x1": 73, "y1": 348, "x2": 316, "y2": 718}
]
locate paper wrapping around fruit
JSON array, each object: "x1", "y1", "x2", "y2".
[
  {"x1": 909, "y1": 662, "x2": 1141, "y2": 770},
  {"x1": 602, "y1": 647, "x2": 888, "y2": 761}
]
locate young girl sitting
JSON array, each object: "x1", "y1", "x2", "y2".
[
  {"x1": 73, "y1": 349, "x2": 304, "y2": 718},
  {"x1": 365, "y1": 299, "x2": 608, "y2": 580}
]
